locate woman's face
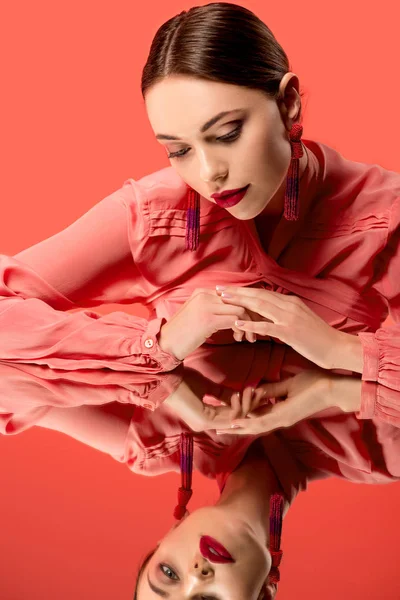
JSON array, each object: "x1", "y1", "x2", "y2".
[
  {"x1": 144, "y1": 75, "x2": 295, "y2": 220},
  {"x1": 137, "y1": 506, "x2": 271, "y2": 600}
]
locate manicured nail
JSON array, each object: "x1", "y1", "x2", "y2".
[
  {"x1": 235, "y1": 320, "x2": 244, "y2": 326},
  {"x1": 221, "y1": 292, "x2": 232, "y2": 298},
  {"x1": 216, "y1": 285, "x2": 226, "y2": 291}
]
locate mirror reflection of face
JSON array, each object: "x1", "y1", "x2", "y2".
[
  {"x1": 137, "y1": 506, "x2": 271, "y2": 600},
  {"x1": 144, "y1": 75, "x2": 292, "y2": 220}
]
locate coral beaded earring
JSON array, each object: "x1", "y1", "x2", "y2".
[
  {"x1": 185, "y1": 187, "x2": 200, "y2": 251},
  {"x1": 283, "y1": 122, "x2": 304, "y2": 221}
]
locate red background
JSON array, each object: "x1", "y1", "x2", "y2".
[{"x1": 0, "y1": 1, "x2": 399, "y2": 598}]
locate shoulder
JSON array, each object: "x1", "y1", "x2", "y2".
[
  {"x1": 304, "y1": 139, "x2": 400, "y2": 227},
  {"x1": 120, "y1": 166, "x2": 189, "y2": 213}
]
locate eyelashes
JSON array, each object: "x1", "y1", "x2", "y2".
[
  {"x1": 167, "y1": 123, "x2": 243, "y2": 159},
  {"x1": 159, "y1": 563, "x2": 179, "y2": 580}
]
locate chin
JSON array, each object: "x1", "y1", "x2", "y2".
[{"x1": 230, "y1": 203, "x2": 265, "y2": 220}]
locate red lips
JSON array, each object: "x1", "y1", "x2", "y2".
[
  {"x1": 211, "y1": 185, "x2": 248, "y2": 199},
  {"x1": 211, "y1": 184, "x2": 250, "y2": 208},
  {"x1": 199, "y1": 536, "x2": 235, "y2": 564}
]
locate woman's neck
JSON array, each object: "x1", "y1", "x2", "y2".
[
  {"x1": 215, "y1": 444, "x2": 285, "y2": 546},
  {"x1": 259, "y1": 142, "x2": 309, "y2": 218}
]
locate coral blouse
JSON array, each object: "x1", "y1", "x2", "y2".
[{"x1": 0, "y1": 139, "x2": 399, "y2": 500}]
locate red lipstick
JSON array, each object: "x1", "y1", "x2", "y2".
[
  {"x1": 199, "y1": 536, "x2": 235, "y2": 564},
  {"x1": 210, "y1": 184, "x2": 250, "y2": 208}
]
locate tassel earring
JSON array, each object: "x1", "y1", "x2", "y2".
[
  {"x1": 268, "y1": 492, "x2": 284, "y2": 584},
  {"x1": 185, "y1": 187, "x2": 200, "y2": 251},
  {"x1": 283, "y1": 123, "x2": 304, "y2": 221},
  {"x1": 174, "y1": 432, "x2": 194, "y2": 519}
]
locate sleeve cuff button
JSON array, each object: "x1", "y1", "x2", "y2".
[{"x1": 144, "y1": 338, "x2": 154, "y2": 349}]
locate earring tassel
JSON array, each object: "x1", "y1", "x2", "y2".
[
  {"x1": 173, "y1": 432, "x2": 194, "y2": 519},
  {"x1": 283, "y1": 123, "x2": 304, "y2": 221},
  {"x1": 185, "y1": 188, "x2": 200, "y2": 251},
  {"x1": 269, "y1": 492, "x2": 284, "y2": 584}
]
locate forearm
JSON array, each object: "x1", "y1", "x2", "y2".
[
  {"x1": 332, "y1": 332, "x2": 364, "y2": 373},
  {"x1": 331, "y1": 374, "x2": 362, "y2": 413}
]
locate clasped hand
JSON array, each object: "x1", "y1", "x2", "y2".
[
  {"x1": 216, "y1": 285, "x2": 349, "y2": 369},
  {"x1": 215, "y1": 369, "x2": 362, "y2": 436}
]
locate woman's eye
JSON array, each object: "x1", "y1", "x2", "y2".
[
  {"x1": 167, "y1": 124, "x2": 242, "y2": 159},
  {"x1": 217, "y1": 123, "x2": 242, "y2": 142},
  {"x1": 159, "y1": 563, "x2": 179, "y2": 580},
  {"x1": 167, "y1": 147, "x2": 190, "y2": 159}
]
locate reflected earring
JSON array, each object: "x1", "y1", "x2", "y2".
[
  {"x1": 268, "y1": 492, "x2": 284, "y2": 585},
  {"x1": 185, "y1": 187, "x2": 200, "y2": 251},
  {"x1": 283, "y1": 123, "x2": 304, "y2": 221},
  {"x1": 174, "y1": 432, "x2": 194, "y2": 519}
]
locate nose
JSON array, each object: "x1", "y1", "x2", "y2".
[
  {"x1": 191, "y1": 556, "x2": 214, "y2": 579},
  {"x1": 198, "y1": 148, "x2": 228, "y2": 184}
]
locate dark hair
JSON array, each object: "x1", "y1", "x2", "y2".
[
  {"x1": 133, "y1": 547, "x2": 156, "y2": 599},
  {"x1": 141, "y1": 2, "x2": 292, "y2": 103}
]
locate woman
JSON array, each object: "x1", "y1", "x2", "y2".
[{"x1": 0, "y1": 2, "x2": 399, "y2": 594}]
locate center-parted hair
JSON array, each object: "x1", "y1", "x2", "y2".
[{"x1": 141, "y1": 2, "x2": 290, "y2": 101}]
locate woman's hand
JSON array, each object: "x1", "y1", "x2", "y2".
[
  {"x1": 214, "y1": 370, "x2": 362, "y2": 436},
  {"x1": 216, "y1": 285, "x2": 361, "y2": 370},
  {"x1": 158, "y1": 288, "x2": 257, "y2": 361},
  {"x1": 163, "y1": 368, "x2": 252, "y2": 432}
]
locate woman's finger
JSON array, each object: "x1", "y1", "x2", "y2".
[
  {"x1": 219, "y1": 291, "x2": 281, "y2": 322},
  {"x1": 232, "y1": 329, "x2": 244, "y2": 342},
  {"x1": 235, "y1": 320, "x2": 280, "y2": 339},
  {"x1": 230, "y1": 391, "x2": 243, "y2": 419},
  {"x1": 216, "y1": 286, "x2": 288, "y2": 308},
  {"x1": 241, "y1": 386, "x2": 254, "y2": 416},
  {"x1": 256, "y1": 379, "x2": 292, "y2": 399}
]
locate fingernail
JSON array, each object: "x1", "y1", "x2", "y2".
[
  {"x1": 235, "y1": 320, "x2": 244, "y2": 326},
  {"x1": 230, "y1": 424, "x2": 240, "y2": 429},
  {"x1": 221, "y1": 292, "x2": 232, "y2": 298},
  {"x1": 215, "y1": 285, "x2": 226, "y2": 291}
]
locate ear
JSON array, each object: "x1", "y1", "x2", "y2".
[{"x1": 277, "y1": 72, "x2": 302, "y2": 131}]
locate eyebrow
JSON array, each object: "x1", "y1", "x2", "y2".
[
  {"x1": 155, "y1": 109, "x2": 244, "y2": 140},
  {"x1": 147, "y1": 573, "x2": 170, "y2": 597},
  {"x1": 146, "y1": 572, "x2": 224, "y2": 600}
]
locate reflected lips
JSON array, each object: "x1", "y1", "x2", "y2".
[
  {"x1": 210, "y1": 184, "x2": 250, "y2": 208},
  {"x1": 199, "y1": 535, "x2": 235, "y2": 564}
]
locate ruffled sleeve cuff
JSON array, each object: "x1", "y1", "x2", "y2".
[
  {"x1": 356, "y1": 380, "x2": 400, "y2": 427},
  {"x1": 355, "y1": 380, "x2": 377, "y2": 420},
  {"x1": 358, "y1": 332, "x2": 380, "y2": 381},
  {"x1": 134, "y1": 364, "x2": 185, "y2": 411},
  {"x1": 356, "y1": 327, "x2": 400, "y2": 425}
]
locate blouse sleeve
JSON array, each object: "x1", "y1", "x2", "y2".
[
  {"x1": 0, "y1": 361, "x2": 142, "y2": 464},
  {"x1": 356, "y1": 195, "x2": 400, "y2": 422},
  {"x1": 0, "y1": 180, "x2": 183, "y2": 410}
]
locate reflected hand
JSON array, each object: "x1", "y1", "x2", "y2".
[
  {"x1": 214, "y1": 370, "x2": 362, "y2": 436},
  {"x1": 164, "y1": 368, "x2": 253, "y2": 432}
]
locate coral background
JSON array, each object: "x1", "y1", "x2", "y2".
[{"x1": 0, "y1": 1, "x2": 399, "y2": 598}]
